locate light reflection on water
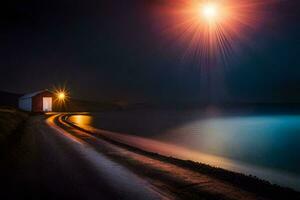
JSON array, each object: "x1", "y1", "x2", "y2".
[
  {"x1": 68, "y1": 111, "x2": 300, "y2": 190},
  {"x1": 162, "y1": 116, "x2": 300, "y2": 174},
  {"x1": 68, "y1": 115, "x2": 93, "y2": 129}
]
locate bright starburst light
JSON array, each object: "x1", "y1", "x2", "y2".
[
  {"x1": 52, "y1": 85, "x2": 70, "y2": 107},
  {"x1": 55, "y1": 89, "x2": 68, "y2": 103},
  {"x1": 154, "y1": 0, "x2": 274, "y2": 69},
  {"x1": 58, "y1": 92, "x2": 66, "y2": 100},
  {"x1": 202, "y1": 3, "x2": 218, "y2": 21}
]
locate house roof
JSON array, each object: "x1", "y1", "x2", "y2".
[{"x1": 19, "y1": 89, "x2": 52, "y2": 99}]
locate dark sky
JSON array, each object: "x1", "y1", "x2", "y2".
[{"x1": 1, "y1": 0, "x2": 299, "y2": 103}]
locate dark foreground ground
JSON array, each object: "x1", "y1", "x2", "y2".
[
  {"x1": 0, "y1": 114, "x2": 166, "y2": 200},
  {"x1": 1, "y1": 110, "x2": 300, "y2": 200}
]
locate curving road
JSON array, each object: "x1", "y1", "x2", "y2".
[
  {"x1": 2, "y1": 114, "x2": 169, "y2": 200},
  {"x1": 3, "y1": 113, "x2": 299, "y2": 200}
]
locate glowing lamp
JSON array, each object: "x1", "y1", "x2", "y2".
[{"x1": 58, "y1": 92, "x2": 65, "y2": 100}]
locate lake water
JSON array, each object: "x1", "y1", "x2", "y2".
[{"x1": 69, "y1": 107, "x2": 300, "y2": 190}]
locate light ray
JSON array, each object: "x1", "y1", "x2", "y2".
[
  {"x1": 153, "y1": 0, "x2": 276, "y2": 69},
  {"x1": 51, "y1": 84, "x2": 70, "y2": 109}
]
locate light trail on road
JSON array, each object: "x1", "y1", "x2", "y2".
[
  {"x1": 46, "y1": 113, "x2": 286, "y2": 200},
  {"x1": 46, "y1": 113, "x2": 170, "y2": 200},
  {"x1": 59, "y1": 113, "x2": 300, "y2": 191}
]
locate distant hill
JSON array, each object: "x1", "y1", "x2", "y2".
[{"x1": 0, "y1": 91, "x2": 21, "y2": 107}]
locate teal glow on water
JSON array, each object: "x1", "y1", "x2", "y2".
[
  {"x1": 163, "y1": 115, "x2": 300, "y2": 174},
  {"x1": 88, "y1": 110, "x2": 300, "y2": 189}
]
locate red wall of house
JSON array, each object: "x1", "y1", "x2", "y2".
[{"x1": 32, "y1": 91, "x2": 54, "y2": 112}]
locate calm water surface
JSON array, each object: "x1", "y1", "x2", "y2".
[{"x1": 69, "y1": 108, "x2": 300, "y2": 190}]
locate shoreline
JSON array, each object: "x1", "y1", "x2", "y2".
[
  {"x1": 58, "y1": 113, "x2": 300, "y2": 199},
  {"x1": 2, "y1": 110, "x2": 299, "y2": 199},
  {"x1": 66, "y1": 111, "x2": 300, "y2": 190},
  {"x1": 65, "y1": 113, "x2": 300, "y2": 191}
]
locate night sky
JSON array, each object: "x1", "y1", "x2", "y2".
[{"x1": 1, "y1": 0, "x2": 299, "y2": 103}]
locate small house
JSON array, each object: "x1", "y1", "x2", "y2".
[{"x1": 19, "y1": 90, "x2": 54, "y2": 112}]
